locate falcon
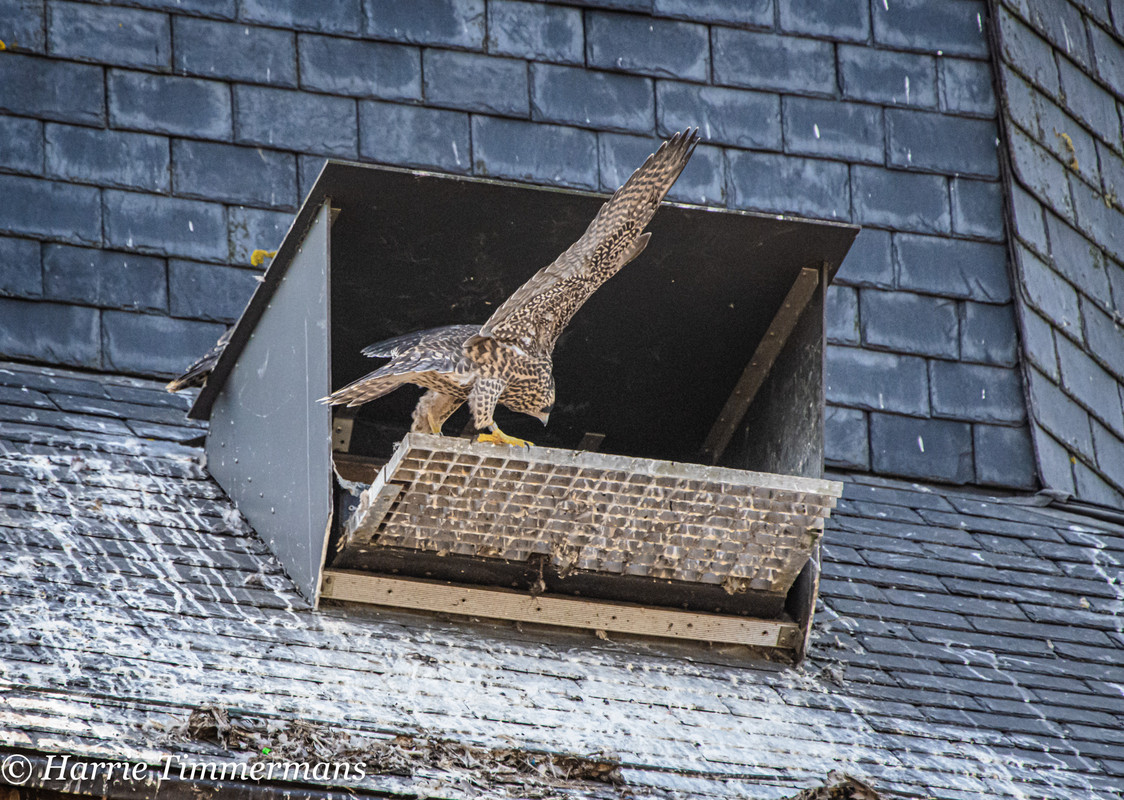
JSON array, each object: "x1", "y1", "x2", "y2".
[{"x1": 323, "y1": 129, "x2": 700, "y2": 447}]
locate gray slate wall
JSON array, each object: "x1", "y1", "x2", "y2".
[
  {"x1": 991, "y1": 0, "x2": 1124, "y2": 506},
  {"x1": 0, "y1": 0, "x2": 1035, "y2": 490}
]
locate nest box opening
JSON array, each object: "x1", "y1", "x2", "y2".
[{"x1": 191, "y1": 161, "x2": 857, "y2": 660}]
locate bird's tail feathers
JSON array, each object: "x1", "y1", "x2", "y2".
[{"x1": 320, "y1": 370, "x2": 408, "y2": 407}]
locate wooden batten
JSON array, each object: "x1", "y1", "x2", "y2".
[{"x1": 321, "y1": 570, "x2": 803, "y2": 649}]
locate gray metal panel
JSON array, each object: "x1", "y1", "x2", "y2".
[{"x1": 205, "y1": 202, "x2": 333, "y2": 603}]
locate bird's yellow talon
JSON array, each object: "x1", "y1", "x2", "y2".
[{"x1": 477, "y1": 430, "x2": 533, "y2": 448}]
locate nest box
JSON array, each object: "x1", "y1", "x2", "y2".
[{"x1": 190, "y1": 161, "x2": 857, "y2": 661}]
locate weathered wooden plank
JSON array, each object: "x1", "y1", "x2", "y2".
[{"x1": 322, "y1": 571, "x2": 800, "y2": 649}]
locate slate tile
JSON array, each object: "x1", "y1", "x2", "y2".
[
  {"x1": 1098, "y1": 140, "x2": 1124, "y2": 212},
  {"x1": 870, "y1": 413, "x2": 975, "y2": 484},
  {"x1": 1046, "y1": 212, "x2": 1112, "y2": 302},
  {"x1": 1069, "y1": 172, "x2": 1124, "y2": 263},
  {"x1": 364, "y1": 0, "x2": 485, "y2": 49},
  {"x1": 1031, "y1": 424, "x2": 1079, "y2": 495},
  {"x1": 885, "y1": 587, "x2": 1029, "y2": 620},
  {"x1": 832, "y1": 597, "x2": 972, "y2": 630},
  {"x1": 0, "y1": 53, "x2": 104, "y2": 126},
  {"x1": 873, "y1": 0, "x2": 989, "y2": 56},
  {"x1": 940, "y1": 57, "x2": 997, "y2": 117},
  {"x1": 1082, "y1": 299, "x2": 1124, "y2": 382},
  {"x1": 1074, "y1": 460, "x2": 1124, "y2": 506},
  {"x1": 0, "y1": 298, "x2": 100, "y2": 368},
  {"x1": 860, "y1": 289, "x2": 959, "y2": 359},
  {"x1": 997, "y1": 7, "x2": 1061, "y2": 97},
  {"x1": 713, "y1": 28, "x2": 836, "y2": 96},
  {"x1": 1088, "y1": 18, "x2": 1124, "y2": 89},
  {"x1": 531, "y1": 64, "x2": 654, "y2": 134},
  {"x1": 104, "y1": 190, "x2": 226, "y2": 261},
  {"x1": 45, "y1": 124, "x2": 170, "y2": 192},
  {"x1": 172, "y1": 140, "x2": 297, "y2": 210},
  {"x1": 42, "y1": 244, "x2": 166, "y2": 313},
  {"x1": 824, "y1": 405, "x2": 868, "y2": 470},
  {"x1": 973, "y1": 424, "x2": 1039, "y2": 490},
  {"x1": 240, "y1": 0, "x2": 361, "y2": 34},
  {"x1": 423, "y1": 50, "x2": 528, "y2": 117},
  {"x1": 1058, "y1": 57, "x2": 1122, "y2": 151},
  {"x1": 175, "y1": 17, "x2": 297, "y2": 87},
  {"x1": 1015, "y1": 244, "x2": 1081, "y2": 340},
  {"x1": 227, "y1": 206, "x2": 291, "y2": 265},
  {"x1": 894, "y1": 670, "x2": 1037, "y2": 702},
  {"x1": 234, "y1": 86, "x2": 357, "y2": 157},
  {"x1": 826, "y1": 285, "x2": 859, "y2": 345},
  {"x1": 653, "y1": 0, "x2": 771, "y2": 28},
  {"x1": 782, "y1": 96, "x2": 884, "y2": 164},
  {"x1": 109, "y1": 69, "x2": 231, "y2": 140},
  {"x1": 909, "y1": 622, "x2": 1056, "y2": 657},
  {"x1": 1020, "y1": 0, "x2": 1093, "y2": 69},
  {"x1": 658, "y1": 82, "x2": 780, "y2": 150},
  {"x1": 0, "y1": 115, "x2": 43, "y2": 174},
  {"x1": 121, "y1": 0, "x2": 235, "y2": 15},
  {"x1": 1016, "y1": 304, "x2": 1060, "y2": 382},
  {"x1": 1009, "y1": 182, "x2": 1049, "y2": 256},
  {"x1": 835, "y1": 228, "x2": 894, "y2": 288},
  {"x1": 960, "y1": 301, "x2": 1019, "y2": 366},
  {"x1": 168, "y1": 260, "x2": 259, "y2": 324},
  {"x1": 777, "y1": 0, "x2": 868, "y2": 41},
  {"x1": 886, "y1": 109, "x2": 999, "y2": 178},
  {"x1": 0, "y1": 174, "x2": 101, "y2": 245},
  {"x1": 48, "y1": 1, "x2": 170, "y2": 69},
  {"x1": 471, "y1": 116, "x2": 597, "y2": 190},
  {"x1": 0, "y1": 236, "x2": 41, "y2": 299},
  {"x1": 1056, "y1": 335, "x2": 1124, "y2": 435},
  {"x1": 586, "y1": 11, "x2": 709, "y2": 81},
  {"x1": 825, "y1": 345, "x2": 930, "y2": 415},
  {"x1": 930, "y1": 361, "x2": 1027, "y2": 425},
  {"x1": 486, "y1": 0, "x2": 582, "y2": 64},
  {"x1": 359, "y1": 101, "x2": 470, "y2": 174},
  {"x1": 597, "y1": 134, "x2": 724, "y2": 205},
  {"x1": 727, "y1": 150, "x2": 850, "y2": 220},
  {"x1": 838, "y1": 45, "x2": 937, "y2": 108},
  {"x1": 840, "y1": 481, "x2": 956, "y2": 512},
  {"x1": 895, "y1": 234, "x2": 1010, "y2": 303},
  {"x1": 0, "y1": 0, "x2": 45, "y2": 52},
  {"x1": 821, "y1": 561, "x2": 947, "y2": 591},
  {"x1": 852, "y1": 166, "x2": 950, "y2": 234},
  {"x1": 102, "y1": 311, "x2": 224, "y2": 378}
]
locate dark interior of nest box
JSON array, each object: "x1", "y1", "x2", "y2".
[{"x1": 319, "y1": 162, "x2": 857, "y2": 469}]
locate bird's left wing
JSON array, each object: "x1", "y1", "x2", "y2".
[{"x1": 469, "y1": 129, "x2": 700, "y2": 354}]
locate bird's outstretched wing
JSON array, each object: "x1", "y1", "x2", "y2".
[
  {"x1": 469, "y1": 128, "x2": 700, "y2": 355},
  {"x1": 324, "y1": 324, "x2": 474, "y2": 407},
  {"x1": 165, "y1": 327, "x2": 232, "y2": 393}
]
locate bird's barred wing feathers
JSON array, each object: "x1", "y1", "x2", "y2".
[
  {"x1": 471, "y1": 129, "x2": 700, "y2": 354},
  {"x1": 361, "y1": 324, "x2": 480, "y2": 358},
  {"x1": 324, "y1": 325, "x2": 473, "y2": 407},
  {"x1": 165, "y1": 327, "x2": 232, "y2": 393}
]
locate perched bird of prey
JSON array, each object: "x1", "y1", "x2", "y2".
[{"x1": 324, "y1": 129, "x2": 700, "y2": 447}]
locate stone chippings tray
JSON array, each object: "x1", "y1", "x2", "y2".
[{"x1": 342, "y1": 433, "x2": 842, "y2": 596}]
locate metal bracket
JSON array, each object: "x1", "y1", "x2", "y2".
[{"x1": 700, "y1": 266, "x2": 822, "y2": 465}]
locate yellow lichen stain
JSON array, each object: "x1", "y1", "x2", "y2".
[
  {"x1": 1103, "y1": 188, "x2": 1119, "y2": 210},
  {"x1": 1054, "y1": 129, "x2": 1079, "y2": 171},
  {"x1": 250, "y1": 249, "x2": 277, "y2": 267},
  {"x1": 0, "y1": 40, "x2": 7, "y2": 51}
]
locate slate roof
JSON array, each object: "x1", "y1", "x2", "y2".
[
  {"x1": 0, "y1": 0, "x2": 1036, "y2": 492},
  {"x1": 991, "y1": 0, "x2": 1124, "y2": 505},
  {"x1": 2, "y1": 360, "x2": 1123, "y2": 800}
]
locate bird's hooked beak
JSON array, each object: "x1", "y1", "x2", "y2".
[{"x1": 533, "y1": 408, "x2": 551, "y2": 426}]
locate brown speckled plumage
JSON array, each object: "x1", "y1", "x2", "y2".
[{"x1": 323, "y1": 129, "x2": 700, "y2": 439}]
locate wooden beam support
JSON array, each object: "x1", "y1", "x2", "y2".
[
  {"x1": 320, "y1": 570, "x2": 801, "y2": 649},
  {"x1": 700, "y1": 266, "x2": 821, "y2": 464}
]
